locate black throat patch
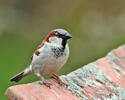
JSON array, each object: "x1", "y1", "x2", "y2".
[
  {"x1": 61, "y1": 39, "x2": 67, "y2": 50},
  {"x1": 51, "y1": 38, "x2": 67, "y2": 58},
  {"x1": 51, "y1": 47, "x2": 64, "y2": 58}
]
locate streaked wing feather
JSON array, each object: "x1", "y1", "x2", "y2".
[{"x1": 31, "y1": 40, "x2": 45, "y2": 61}]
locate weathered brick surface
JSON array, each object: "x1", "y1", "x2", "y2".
[{"x1": 5, "y1": 45, "x2": 125, "y2": 100}]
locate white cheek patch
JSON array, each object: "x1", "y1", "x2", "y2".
[
  {"x1": 49, "y1": 36, "x2": 62, "y2": 46},
  {"x1": 49, "y1": 36, "x2": 57, "y2": 41}
]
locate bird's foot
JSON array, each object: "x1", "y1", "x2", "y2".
[
  {"x1": 39, "y1": 80, "x2": 52, "y2": 88},
  {"x1": 39, "y1": 76, "x2": 52, "y2": 88},
  {"x1": 52, "y1": 74, "x2": 66, "y2": 86}
]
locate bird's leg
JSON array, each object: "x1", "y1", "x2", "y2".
[
  {"x1": 39, "y1": 76, "x2": 52, "y2": 88},
  {"x1": 52, "y1": 73, "x2": 66, "y2": 86}
]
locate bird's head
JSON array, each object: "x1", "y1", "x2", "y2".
[{"x1": 45, "y1": 29, "x2": 72, "y2": 46}]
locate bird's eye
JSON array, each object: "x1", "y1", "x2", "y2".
[{"x1": 56, "y1": 33, "x2": 64, "y2": 38}]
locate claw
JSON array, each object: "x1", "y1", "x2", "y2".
[
  {"x1": 39, "y1": 76, "x2": 52, "y2": 88},
  {"x1": 52, "y1": 74, "x2": 66, "y2": 86},
  {"x1": 39, "y1": 80, "x2": 52, "y2": 88},
  {"x1": 44, "y1": 81, "x2": 52, "y2": 88}
]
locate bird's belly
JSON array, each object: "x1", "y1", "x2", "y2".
[
  {"x1": 42, "y1": 56, "x2": 67, "y2": 75},
  {"x1": 42, "y1": 63, "x2": 60, "y2": 76},
  {"x1": 32, "y1": 55, "x2": 67, "y2": 76}
]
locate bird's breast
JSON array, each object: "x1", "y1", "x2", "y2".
[
  {"x1": 51, "y1": 47, "x2": 64, "y2": 58},
  {"x1": 31, "y1": 44, "x2": 69, "y2": 76}
]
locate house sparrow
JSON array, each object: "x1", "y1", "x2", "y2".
[{"x1": 10, "y1": 29, "x2": 72, "y2": 87}]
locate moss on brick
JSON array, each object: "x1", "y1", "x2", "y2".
[
  {"x1": 75, "y1": 63, "x2": 110, "y2": 84},
  {"x1": 60, "y1": 75, "x2": 87, "y2": 99},
  {"x1": 110, "y1": 86, "x2": 125, "y2": 100},
  {"x1": 107, "y1": 53, "x2": 125, "y2": 69},
  {"x1": 60, "y1": 63, "x2": 111, "y2": 99}
]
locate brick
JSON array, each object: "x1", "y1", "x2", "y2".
[
  {"x1": 95, "y1": 58, "x2": 125, "y2": 88},
  {"x1": 5, "y1": 45, "x2": 125, "y2": 100},
  {"x1": 5, "y1": 80, "x2": 79, "y2": 100}
]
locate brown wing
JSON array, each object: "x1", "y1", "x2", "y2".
[
  {"x1": 30, "y1": 40, "x2": 45, "y2": 60},
  {"x1": 30, "y1": 31, "x2": 58, "y2": 60}
]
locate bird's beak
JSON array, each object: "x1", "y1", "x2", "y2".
[{"x1": 65, "y1": 33, "x2": 72, "y2": 39}]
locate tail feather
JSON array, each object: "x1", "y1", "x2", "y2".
[{"x1": 10, "y1": 72, "x2": 25, "y2": 82}]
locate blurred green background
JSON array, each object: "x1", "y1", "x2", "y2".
[{"x1": 1, "y1": 0, "x2": 125, "y2": 99}]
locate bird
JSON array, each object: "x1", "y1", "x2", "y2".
[{"x1": 10, "y1": 29, "x2": 72, "y2": 87}]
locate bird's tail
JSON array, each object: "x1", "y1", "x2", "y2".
[
  {"x1": 10, "y1": 66, "x2": 32, "y2": 82},
  {"x1": 10, "y1": 71, "x2": 25, "y2": 82}
]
